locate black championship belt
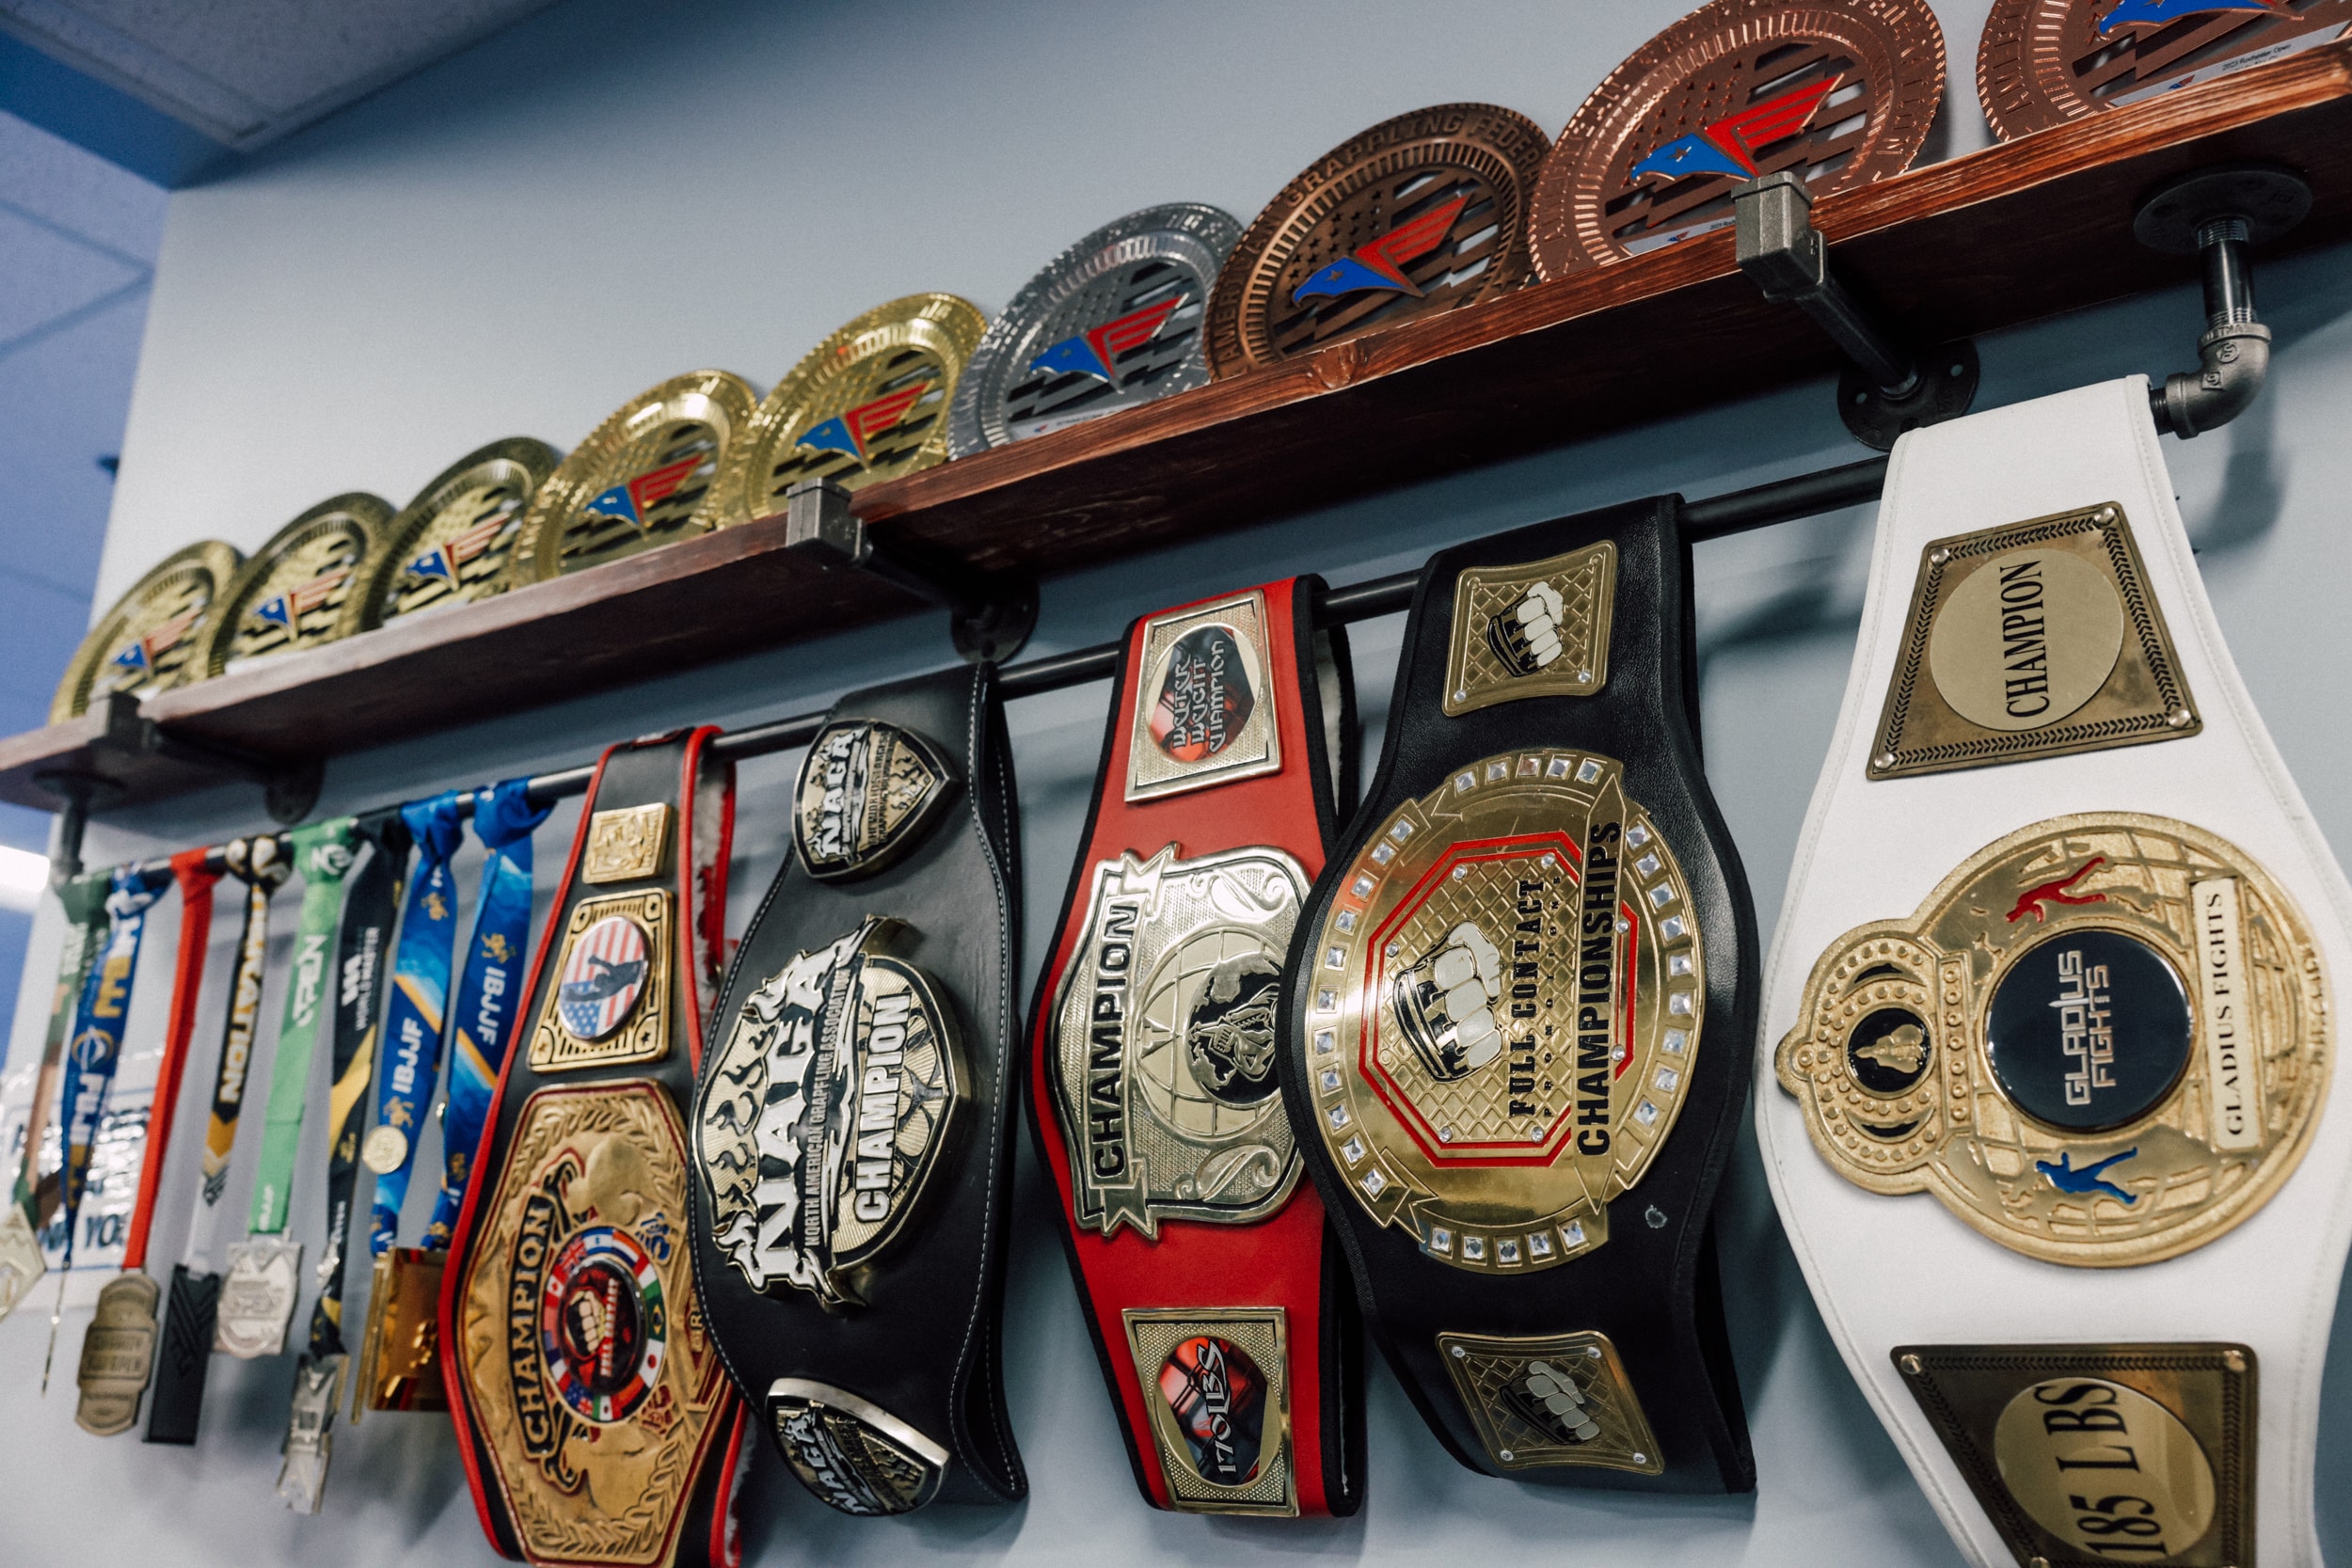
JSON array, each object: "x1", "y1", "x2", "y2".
[
  {"x1": 1279, "y1": 499, "x2": 1757, "y2": 1492},
  {"x1": 1029, "y1": 577, "x2": 1363, "y2": 1516},
  {"x1": 441, "y1": 730, "x2": 748, "y2": 1567},
  {"x1": 688, "y1": 663, "x2": 1025, "y2": 1514}
]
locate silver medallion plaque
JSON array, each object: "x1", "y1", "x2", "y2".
[
  {"x1": 215, "y1": 1235, "x2": 303, "y2": 1358},
  {"x1": 947, "y1": 202, "x2": 1239, "y2": 455}
]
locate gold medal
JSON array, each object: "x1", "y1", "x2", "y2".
[
  {"x1": 717, "y1": 293, "x2": 984, "y2": 514},
  {"x1": 198, "y1": 495, "x2": 391, "y2": 676},
  {"x1": 511, "y1": 371, "x2": 757, "y2": 581},
  {"x1": 359, "y1": 437, "x2": 560, "y2": 626},
  {"x1": 353, "y1": 1248, "x2": 448, "y2": 1415},
  {"x1": 52, "y1": 540, "x2": 242, "y2": 720},
  {"x1": 1775, "y1": 813, "x2": 2328, "y2": 1266}
]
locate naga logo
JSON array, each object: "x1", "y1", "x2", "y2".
[
  {"x1": 108, "y1": 607, "x2": 202, "y2": 674},
  {"x1": 404, "y1": 504, "x2": 519, "y2": 584},
  {"x1": 1291, "y1": 195, "x2": 1468, "y2": 304},
  {"x1": 2099, "y1": 0, "x2": 2279, "y2": 34},
  {"x1": 1627, "y1": 77, "x2": 1840, "y2": 186},
  {"x1": 794, "y1": 384, "x2": 930, "y2": 465},
  {"x1": 252, "y1": 567, "x2": 352, "y2": 632},
  {"x1": 1028, "y1": 297, "x2": 1182, "y2": 385},
  {"x1": 582, "y1": 452, "x2": 710, "y2": 528}
]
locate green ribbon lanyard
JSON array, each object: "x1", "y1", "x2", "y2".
[{"x1": 247, "y1": 821, "x2": 358, "y2": 1238}]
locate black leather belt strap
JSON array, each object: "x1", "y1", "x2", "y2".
[
  {"x1": 1279, "y1": 498, "x2": 1756, "y2": 1494},
  {"x1": 688, "y1": 663, "x2": 1025, "y2": 1514}
]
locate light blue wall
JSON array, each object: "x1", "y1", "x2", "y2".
[{"x1": 7, "y1": 1, "x2": 2352, "y2": 1564}]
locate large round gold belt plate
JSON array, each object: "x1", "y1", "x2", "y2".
[
  {"x1": 52, "y1": 539, "x2": 242, "y2": 720},
  {"x1": 511, "y1": 370, "x2": 757, "y2": 581},
  {"x1": 1528, "y1": 0, "x2": 1945, "y2": 277},
  {"x1": 199, "y1": 494, "x2": 392, "y2": 676},
  {"x1": 1302, "y1": 749, "x2": 1704, "y2": 1275},
  {"x1": 1775, "y1": 813, "x2": 2328, "y2": 1266},
  {"x1": 363, "y1": 436, "x2": 560, "y2": 626},
  {"x1": 1203, "y1": 103, "x2": 1549, "y2": 379},
  {"x1": 720, "y1": 293, "x2": 984, "y2": 515},
  {"x1": 1978, "y1": 0, "x2": 2352, "y2": 141}
]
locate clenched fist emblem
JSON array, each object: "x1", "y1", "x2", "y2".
[
  {"x1": 1392, "y1": 921, "x2": 1504, "y2": 1082},
  {"x1": 1486, "y1": 581, "x2": 1567, "y2": 677}
]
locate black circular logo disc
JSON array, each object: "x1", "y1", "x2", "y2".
[
  {"x1": 1846, "y1": 1006, "x2": 1931, "y2": 1095},
  {"x1": 1986, "y1": 929, "x2": 2190, "y2": 1132}
]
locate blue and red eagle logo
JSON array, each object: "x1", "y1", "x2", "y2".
[
  {"x1": 1291, "y1": 195, "x2": 1469, "y2": 305},
  {"x1": 582, "y1": 452, "x2": 711, "y2": 529},
  {"x1": 251, "y1": 567, "x2": 351, "y2": 633},
  {"x1": 108, "y1": 607, "x2": 202, "y2": 676},
  {"x1": 1628, "y1": 77, "x2": 1840, "y2": 186},
  {"x1": 795, "y1": 383, "x2": 931, "y2": 465},
  {"x1": 1028, "y1": 297, "x2": 1184, "y2": 384},
  {"x1": 2098, "y1": 0, "x2": 2280, "y2": 34},
  {"x1": 404, "y1": 504, "x2": 520, "y2": 586}
]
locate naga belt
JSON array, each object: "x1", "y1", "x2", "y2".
[
  {"x1": 1281, "y1": 500, "x2": 1757, "y2": 1493},
  {"x1": 443, "y1": 731, "x2": 746, "y2": 1568},
  {"x1": 1757, "y1": 378, "x2": 2352, "y2": 1568},
  {"x1": 688, "y1": 664, "x2": 1025, "y2": 1515},
  {"x1": 1030, "y1": 578, "x2": 1361, "y2": 1516}
]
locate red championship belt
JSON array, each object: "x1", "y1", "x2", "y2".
[
  {"x1": 440, "y1": 730, "x2": 748, "y2": 1568},
  {"x1": 1029, "y1": 577, "x2": 1361, "y2": 1516}
]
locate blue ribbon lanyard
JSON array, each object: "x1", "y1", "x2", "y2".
[
  {"x1": 423, "y1": 780, "x2": 551, "y2": 1247},
  {"x1": 365, "y1": 793, "x2": 468, "y2": 1256},
  {"x1": 54, "y1": 866, "x2": 169, "y2": 1268}
]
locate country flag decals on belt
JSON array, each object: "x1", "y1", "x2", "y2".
[
  {"x1": 252, "y1": 567, "x2": 352, "y2": 631},
  {"x1": 794, "y1": 383, "x2": 931, "y2": 465},
  {"x1": 1291, "y1": 195, "x2": 1468, "y2": 305},
  {"x1": 557, "y1": 914, "x2": 651, "y2": 1041},
  {"x1": 1027, "y1": 297, "x2": 1184, "y2": 385},
  {"x1": 405, "y1": 505, "x2": 520, "y2": 584},
  {"x1": 1628, "y1": 77, "x2": 1841, "y2": 186},
  {"x1": 582, "y1": 452, "x2": 710, "y2": 529},
  {"x1": 108, "y1": 607, "x2": 202, "y2": 673}
]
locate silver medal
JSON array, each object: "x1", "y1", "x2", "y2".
[
  {"x1": 215, "y1": 1235, "x2": 303, "y2": 1358},
  {"x1": 0, "y1": 1205, "x2": 44, "y2": 1321},
  {"x1": 946, "y1": 202, "x2": 1238, "y2": 455},
  {"x1": 277, "y1": 1353, "x2": 346, "y2": 1513}
]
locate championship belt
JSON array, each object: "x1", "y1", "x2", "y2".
[
  {"x1": 73, "y1": 848, "x2": 221, "y2": 1436},
  {"x1": 688, "y1": 664, "x2": 1025, "y2": 1515},
  {"x1": 51, "y1": 540, "x2": 241, "y2": 719},
  {"x1": 197, "y1": 495, "x2": 392, "y2": 675},
  {"x1": 1280, "y1": 501, "x2": 1758, "y2": 1493},
  {"x1": 445, "y1": 732, "x2": 745, "y2": 1568},
  {"x1": 1757, "y1": 378, "x2": 2352, "y2": 1568},
  {"x1": 1030, "y1": 578, "x2": 1360, "y2": 1515},
  {"x1": 0, "y1": 871, "x2": 110, "y2": 1320}
]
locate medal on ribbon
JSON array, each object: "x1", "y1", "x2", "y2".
[{"x1": 0, "y1": 872, "x2": 109, "y2": 1323}]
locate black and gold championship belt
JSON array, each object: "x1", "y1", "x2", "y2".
[
  {"x1": 1757, "y1": 377, "x2": 2352, "y2": 1568},
  {"x1": 360, "y1": 436, "x2": 561, "y2": 625},
  {"x1": 199, "y1": 494, "x2": 393, "y2": 675},
  {"x1": 1281, "y1": 502, "x2": 1757, "y2": 1493},
  {"x1": 53, "y1": 540, "x2": 241, "y2": 719},
  {"x1": 1030, "y1": 578, "x2": 1362, "y2": 1517},
  {"x1": 687, "y1": 664, "x2": 1025, "y2": 1516},
  {"x1": 511, "y1": 372, "x2": 758, "y2": 581},
  {"x1": 443, "y1": 731, "x2": 745, "y2": 1568}
]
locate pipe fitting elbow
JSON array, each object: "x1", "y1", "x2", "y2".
[{"x1": 2153, "y1": 321, "x2": 2271, "y2": 438}]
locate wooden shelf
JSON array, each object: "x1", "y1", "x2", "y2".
[{"x1": 12, "y1": 43, "x2": 2352, "y2": 815}]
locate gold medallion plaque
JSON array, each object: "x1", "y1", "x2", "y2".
[
  {"x1": 1870, "y1": 504, "x2": 2198, "y2": 780},
  {"x1": 1303, "y1": 749, "x2": 1704, "y2": 1273},
  {"x1": 1123, "y1": 1307, "x2": 1296, "y2": 1515},
  {"x1": 1438, "y1": 1328, "x2": 1663, "y2": 1476},
  {"x1": 528, "y1": 892, "x2": 673, "y2": 1073},
  {"x1": 1776, "y1": 814, "x2": 2327, "y2": 1266},
  {"x1": 362, "y1": 437, "x2": 560, "y2": 626},
  {"x1": 200, "y1": 494, "x2": 393, "y2": 675},
  {"x1": 719, "y1": 294, "x2": 984, "y2": 512},
  {"x1": 1123, "y1": 590, "x2": 1282, "y2": 802},
  {"x1": 1442, "y1": 543, "x2": 1616, "y2": 715},
  {"x1": 457, "y1": 1082, "x2": 727, "y2": 1568},
  {"x1": 513, "y1": 371, "x2": 757, "y2": 581},
  {"x1": 583, "y1": 803, "x2": 670, "y2": 885},
  {"x1": 355, "y1": 1248, "x2": 448, "y2": 1415},
  {"x1": 53, "y1": 540, "x2": 242, "y2": 720},
  {"x1": 1896, "y1": 1342, "x2": 2253, "y2": 1568}
]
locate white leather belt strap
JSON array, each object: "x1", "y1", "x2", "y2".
[{"x1": 1756, "y1": 376, "x2": 2352, "y2": 1568}]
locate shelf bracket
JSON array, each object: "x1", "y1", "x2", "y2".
[
  {"x1": 34, "y1": 692, "x2": 324, "y2": 847},
  {"x1": 785, "y1": 479, "x2": 1038, "y2": 664},
  {"x1": 1734, "y1": 171, "x2": 1979, "y2": 451},
  {"x1": 2135, "y1": 163, "x2": 2309, "y2": 439}
]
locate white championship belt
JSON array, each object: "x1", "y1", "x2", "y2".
[{"x1": 1756, "y1": 377, "x2": 2352, "y2": 1568}]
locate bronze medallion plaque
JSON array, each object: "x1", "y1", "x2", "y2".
[
  {"x1": 53, "y1": 540, "x2": 242, "y2": 720},
  {"x1": 1203, "y1": 103, "x2": 1549, "y2": 377},
  {"x1": 1301, "y1": 748, "x2": 1705, "y2": 1273},
  {"x1": 512, "y1": 371, "x2": 757, "y2": 581},
  {"x1": 1122, "y1": 1307, "x2": 1297, "y2": 1515},
  {"x1": 1437, "y1": 1328, "x2": 1665, "y2": 1477},
  {"x1": 1529, "y1": 0, "x2": 1946, "y2": 276},
  {"x1": 1979, "y1": 0, "x2": 2352, "y2": 141},
  {"x1": 200, "y1": 494, "x2": 393, "y2": 675},
  {"x1": 1776, "y1": 813, "x2": 2328, "y2": 1266},
  {"x1": 1870, "y1": 503, "x2": 2198, "y2": 780},
  {"x1": 363, "y1": 437, "x2": 560, "y2": 626},
  {"x1": 1896, "y1": 1342, "x2": 2253, "y2": 1566},
  {"x1": 720, "y1": 294, "x2": 984, "y2": 513}
]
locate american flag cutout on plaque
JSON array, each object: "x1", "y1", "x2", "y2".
[{"x1": 557, "y1": 916, "x2": 651, "y2": 1041}]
